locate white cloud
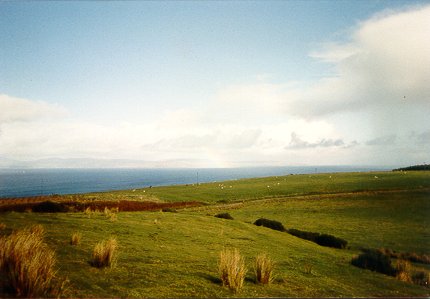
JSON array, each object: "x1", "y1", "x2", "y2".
[
  {"x1": 0, "y1": 94, "x2": 67, "y2": 124},
  {"x1": 309, "y1": 43, "x2": 360, "y2": 63},
  {"x1": 287, "y1": 132, "x2": 346, "y2": 149},
  {"x1": 303, "y1": 5, "x2": 430, "y2": 115},
  {"x1": 217, "y1": 5, "x2": 430, "y2": 121},
  {"x1": 1, "y1": 5, "x2": 429, "y2": 167},
  {"x1": 210, "y1": 5, "x2": 430, "y2": 166}
]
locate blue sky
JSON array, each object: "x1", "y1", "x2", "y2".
[{"x1": 0, "y1": 1, "x2": 429, "y2": 168}]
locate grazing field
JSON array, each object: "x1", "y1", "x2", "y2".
[
  {"x1": 0, "y1": 171, "x2": 429, "y2": 297},
  {"x1": 82, "y1": 171, "x2": 430, "y2": 204}
]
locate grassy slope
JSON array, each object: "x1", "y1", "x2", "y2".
[
  {"x1": 82, "y1": 171, "x2": 430, "y2": 204},
  {"x1": 1, "y1": 171, "x2": 429, "y2": 297},
  {"x1": 198, "y1": 190, "x2": 430, "y2": 254}
]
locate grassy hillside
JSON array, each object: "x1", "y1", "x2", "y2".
[
  {"x1": 192, "y1": 190, "x2": 430, "y2": 254},
  {"x1": 82, "y1": 171, "x2": 430, "y2": 204},
  {"x1": 1, "y1": 171, "x2": 429, "y2": 297}
]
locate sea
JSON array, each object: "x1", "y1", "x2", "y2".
[{"x1": 0, "y1": 166, "x2": 390, "y2": 198}]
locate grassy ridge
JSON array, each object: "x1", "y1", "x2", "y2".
[
  {"x1": 83, "y1": 171, "x2": 430, "y2": 204},
  {"x1": 1, "y1": 171, "x2": 429, "y2": 297}
]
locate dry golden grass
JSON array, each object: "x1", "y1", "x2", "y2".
[
  {"x1": 254, "y1": 253, "x2": 275, "y2": 284},
  {"x1": 70, "y1": 232, "x2": 82, "y2": 246},
  {"x1": 304, "y1": 263, "x2": 313, "y2": 274},
  {"x1": 396, "y1": 259, "x2": 412, "y2": 283},
  {"x1": 0, "y1": 225, "x2": 65, "y2": 297},
  {"x1": 84, "y1": 207, "x2": 93, "y2": 217},
  {"x1": 218, "y1": 248, "x2": 247, "y2": 293},
  {"x1": 91, "y1": 237, "x2": 118, "y2": 268},
  {"x1": 104, "y1": 207, "x2": 118, "y2": 221}
]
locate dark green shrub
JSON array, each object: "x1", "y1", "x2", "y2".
[
  {"x1": 254, "y1": 218, "x2": 286, "y2": 232},
  {"x1": 351, "y1": 249, "x2": 396, "y2": 276},
  {"x1": 287, "y1": 229, "x2": 319, "y2": 242},
  {"x1": 215, "y1": 213, "x2": 234, "y2": 220},
  {"x1": 412, "y1": 270, "x2": 430, "y2": 287},
  {"x1": 315, "y1": 234, "x2": 347, "y2": 249},
  {"x1": 162, "y1": 208, "x2": 177, "y2": 213},
  {"x1": 408, "y1": 253, "x2": 430, "y2": 264},
  {"x1": 287, "y1": 229, "x2": 347, "y2": 249},
  {"x1": 32, "y1": 201, "x2": 69, "y2": 213}
]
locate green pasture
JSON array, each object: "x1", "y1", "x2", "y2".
[
  {"x1": 190, "y1": 190, "x2": 430, "y2": 254},
  {"x1": 81, "y1": 171, "x2": 430, "y2": 204},
  {"x1": 0, "y1": 170, "x2": 429, "y2": 297}
]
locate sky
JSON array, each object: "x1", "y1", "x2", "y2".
[{"x1": 0, "y1": 0, "x2": 429, "y2": 168}]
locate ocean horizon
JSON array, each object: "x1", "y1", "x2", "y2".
[{"x1": 0, "y1": 166, "x2": 392, "y2": 198}]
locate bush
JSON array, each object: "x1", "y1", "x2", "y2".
[
  {"x1": 218, "y1": 248, "x2": 247, "y2": 293},
  {"x1": 254, "y1": 218, "x2": 286, "y2": 232},
  {"x1": 412, "y1": 270, "x2": 430, "y2": 287},
  {"x1": 215, "y1": 213, "x2": 234, "y2": 220},
  {"x1": 254, "y1": 253, "x2": 275, "y2": 284},
  {"x1": 32, "y1": 201, "x2": 68, "y2": 213},
  {"x1": 287, "y1": 229, "x2": 319, "y2": 241},
  {"x1": 287, "y1": 229, "x2": 347, "y2": 249},
  {"x1": 351, "y1": 249, "x2": 396, "y2": 276},
  {"x1": 379, "y1": 247, "x2": 430, "y2": 265},
  {"x1": 0, "y1": 225, "x2": 65, "y2": 297},
  {"x1": 70, "y1": 232, "x2": 82, "y2": 246},
  {"x1": 315, "y1": 234, "x2": 347, "y2": 249},
  {"x1": 162, "y1": 208, "x2": 177, "y2": 213},
  {"x1": 91, "y1": 237, "x2": 118, "y2": 268}
]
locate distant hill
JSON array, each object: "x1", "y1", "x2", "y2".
[{"x1": 393, "y1": 164, "x2": 430, "y2": 171}]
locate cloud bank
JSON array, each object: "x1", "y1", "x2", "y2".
[
  {"x1": 0, "y1": 94, "x2": 67, "y2": 124},
  {"x1": 1, "y1": 5, "x2": 429, "y2": 167}
]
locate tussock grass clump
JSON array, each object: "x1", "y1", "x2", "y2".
[
  {"x1": 0, "y1": 225, "x2": 65, "y2": 297},
  {"x1": 254, "y1": 218, "x2": 286, "y2": 232},
  {"x1": 396, "y1": 259, "x2": 412, "y2": 283},
  {"x1": 218, "y1": 248, "x2": 247, "y2": 293},
  {"x1": 351, "y1": 249, "x2": 396, "y2": 276},
  {"x1": 84, "y1": 207, "x2": 93, "y2": 217},
  {"x1": 104, "y1": 207, "x2": 118, "y2": 221},
  {"x1": 0, "y1": 223, "x2": 6, "y2": 230},
  {"x1": 91, "y1": 237, "x2": 118, "y2": 268},
  {"x1": 254, "y1": 253, "x2": 275, "y2": 284},
  {"x1": 29, "y1": 224, "x2": 44, "y2": 236},
  {"x1": 70, "y1": 232, "x2": 82, "y2": 246},
  {"x1": 303, "y1": 263, "x2": 313, "y2": 275},
  {"x1": 215, "y1": 213, "x2": 234, "y2": 220},
  {"x1": 395, "y1": 259, "x2": 430, "y2": 287}
]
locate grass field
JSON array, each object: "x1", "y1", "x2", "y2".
[{"x1": 0, "y1": 171, "x2": 429, "y2": 297}]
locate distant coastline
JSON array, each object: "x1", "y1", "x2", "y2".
[{"x1": 393, "y1": 164, "x2": 430, "y2": 171}]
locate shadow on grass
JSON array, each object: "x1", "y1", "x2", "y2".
[{"x1": 198, "y1": 272, "x2": 221, "y2": 284}]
